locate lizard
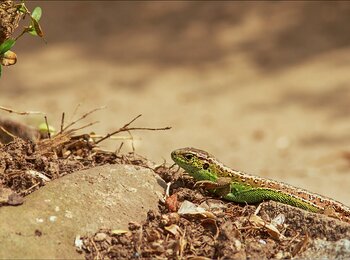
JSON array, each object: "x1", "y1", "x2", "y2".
[{"x1": 171, "y1": 147, "x2": 350, "y2": 223}]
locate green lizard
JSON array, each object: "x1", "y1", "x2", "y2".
[{"x1": 171, "y1": 147, "x2": 350, "y2": 222}]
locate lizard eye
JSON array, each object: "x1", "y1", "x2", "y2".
[
  {"x1": 203, "y1": 163, "x2": 209, "y2": 170},
  {"x1": 185, "y1": 154, "x2": 193, "y2": 160}
]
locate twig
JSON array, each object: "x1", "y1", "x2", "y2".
[
  {"x1": 44, "y1": 116, "x2": 51, "y2": 139},
  {"x1": 69, "y1": 103, "x2": 81, "y2": 122},
  {"x1": 20, "y1": 182, "x2": 40, "y2": 195},
  {"x1": 0, "y1": 105, "x2": 45, "y2": 115},
  {"x1": 90, "y1": 134, "x2": 138, "y2": 140},
  {"x1": 127, "y1": 130, "x2": 135, "y2": 153},
  {"x1": 95, "y1": 126, "x2": 171, "y2": 144},
  {"x1": 95, "y1": 114, "x2": 171, "y2": 145},
  {"x1": 90, "y1": 239, "x2": 101, "y2": 260},
  {"x1": 62, "y1": 106, "x2": 106, "y2": 132},
  {"x1": 95, "y1": 114, "x2": 142, "y2": 144},
  {"x1": 116, "y1": 142, "x2": 124, "y2": 154},
  {"x1": 135, "y1": 225, "x2": 143, "y2": 257},
  {"x1": 70, "y1": 121, "x2": 99, "y2": 132},
  {"x1": 123, "y1": 114, "x2": 142, "y2": 128},
  {"x1": 60, "y1": 112, "x2": 65, "y2": 133},
  {"x1": 0, "y1": 126, "x2": 16, "y2": 139}
]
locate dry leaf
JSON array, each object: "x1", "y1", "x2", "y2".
[
  {"x1": 1, "y1": 50, "x2": 17, "y2": 66},
  {"x1": 164, "y1": 224, "x2": 183, "y2": 237},
  {"x1": 178, "y1": 200, "x2": 216, "y2": 219},
  {"x1": 249, "y1": 214, "x2": 285, "y2": 241}
]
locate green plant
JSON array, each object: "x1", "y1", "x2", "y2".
[{"x1": 0, "y1": 1, "x2": 44, "y2": 78}]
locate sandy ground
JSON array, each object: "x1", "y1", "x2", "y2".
[{"x1": 1, "y1": 2, "x2": 350, "y2": 205}]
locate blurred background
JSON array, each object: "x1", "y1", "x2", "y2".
[{"x1": 1, "y1": 1, "x2": 350, "y2": 204}]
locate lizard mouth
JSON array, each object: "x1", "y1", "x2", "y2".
[
  {"x1": 171, "y1": 149, "x2": 188, "y2": 165},
  {"x1": 171, "y1": 149, "x2": 184, "y2": 166}
]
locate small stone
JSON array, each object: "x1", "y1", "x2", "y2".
[
  {"x1": 7, "y1": 192, "x2": 24, "y2": 205},
  {"x1": 94, "y1": 232, "x2": 107, "y2": 242}
]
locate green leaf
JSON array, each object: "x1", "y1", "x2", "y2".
[
  {"x1": 38, "y1": 123, "x2": 56, "y2": 135},
  {"x1": 31, "y1": 7, "x2": 42, "y2": 22},
  {"x1": 0, "y1": 39, "x2": 16, "y2": 55},
  {"x1": 29, "y1": 18, "x2": 44, "y2": 37},
  {"x1": 28, "y1": 26, "x2": 37, "y2": 36},
  {"x1": 0, "y1": 64, "x2": 2, "y2": 78}
]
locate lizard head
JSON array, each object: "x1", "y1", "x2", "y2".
[{"x1": 171, "y1": 147, "x2": 218, "y2": 182}]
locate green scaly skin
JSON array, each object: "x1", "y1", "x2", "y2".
[{"x1": 171, "y1": 147, "x2": 350, "y2": 220}]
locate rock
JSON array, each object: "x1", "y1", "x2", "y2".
[
  {"x1": 0, "y1": 187, "x2": 23, "y2": 205},
  {"x1": 0, "y1": 164, "x2": 166, "y2": 259},
  {"x1": 300, "y1": 239, "x2": 350, "y2": 259},
  {"x1": 260, "y1": 201, "x2": 350, "y2": 258}
]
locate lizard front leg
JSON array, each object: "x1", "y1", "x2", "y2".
[{"x1": 194, "y1": 177, "x2": 232, "y2": 197}]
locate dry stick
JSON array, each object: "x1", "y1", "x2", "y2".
[
  {"x1": 90, "y1": 239, "x2": 100, "y2": 260},
  {"x1": 116, "y1": 142, "x2": 124, "y2": 154},
  {"x1": 127, "y1": 130, "x2": 135, "y2": 153},
  {"x1": 96, "y1": 125, "x2": 171, "y2": 145},
  {"x1": 90, "y1": 134, "x2": 136, "y2": 140},
  {"x1": 96, "y1": 114, "x2": 142, "y2": 144},
  {"x1": 135, "y1": 225, "x2": 143, "y2": 257},
  {"x1": 0, "y1": 105, "x2": 45, "y2": 115},
  {"x1": 21, "y1": 182, "x2": 40, "y2": 195},
  {"x1": 69, "y1": 103, "x2": 81, "y2": 123},
  {"x1": 60, "y1": 112, "x2": 65, "y2": 133},
  {"x1": 0, "y1": 126, "x2": 16, "y2": 138},
  {"x1": 70, "y1": 121, "x2": 99, "y2": 132},
  {"x1": 95, "y1": 114, "x2": 171, "y2": 145},
  {"x1": 62, "y1": 106, "x2": 106, "y2": 132},
  {"x1": 44, "y1": 116, "x2": 51, "y2": 139}
]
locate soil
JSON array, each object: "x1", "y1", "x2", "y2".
[
  {"x1": 0, "y1": 133, "x2": 349, "y2": 259},
  {"x1": 80, "y1": 166, "x2": 350, "y2": 259},
  {"x1": 1, "y1": 1, "x2": 350, "y2": 259}
]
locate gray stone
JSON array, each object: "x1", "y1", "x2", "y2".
[
  {"x1": 300, "y1": 239, "x2": 350, "y2": 259},
  {"x1": 0, "y1": 164, "x2": 166, "y2": 259}
]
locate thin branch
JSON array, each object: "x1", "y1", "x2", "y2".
[
  {"x1": 95, "y1": 114, "x2": 141, "y2": 144},
  {"x1": 60, "y1": 112, "x2": 65, "y2": 133},
  {"x1": 116, "y1": 142, "x2": 124, "y2": 154},
  {"x1": 95, "y1": 126, "x2": 171, "y2": 145},
  {"x1": 90, "y1": 134, "x2": 137, "y2": 140},
  {"x1": 69, "y1": 103, "x2": 81, "y2": 123},
  {"x1": 127, "y1": 130, "x2": 135, "y2": 153},
  {"x1": 0, "y1": 126, "x2": 16, "y2": 139},
  {"x1": 122, "y1": 114, "x2": 142, "y2": 129},
  {"x1": 95, "y1": 114, "x2": 171, "y2": 145},
  {"x1": 44, "y1": 116, "x2": 51, "y2": 139},
  {"x1": 62, "y1": 106, "x2": 106, "y2": 132},
  {"x1": 20, "y1": 182, "x2": 40, "y2": 195},
  {"x1": 69, "y1": 121, "x2": 99, "y2": 132},
  {"x1": 0, "y1": 105, "x2": 45, "y2": 115}
]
